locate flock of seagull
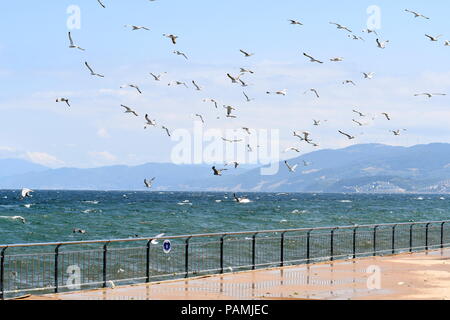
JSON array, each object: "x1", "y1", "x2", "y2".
[{"x1": 54, "y1": 4, "x2": 448, "y2": 185}]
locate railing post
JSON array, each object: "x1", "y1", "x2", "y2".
[
  {"x1": 54, "y1": 244, "x2": 62, "y2": 293},
  {"x1": 252, "y1": 233, "x2": 258, "y2": 270},
  {"x1": 441, "y1": 222, "x2": 446, "y2": 249},
  {"x1": 306, "y1": 230, "x2": 312, "y2": 264},
  {"x1": 102, "y1": 242, "x2": 109, "y2": 288},
  {"x1": 352, "y1": 227, "x2": 358, "y2": 259},
  {"x1": 146, "y1": 240, "x2": 151, "y2": 282},
  {"x1": 330, "y1": 228, "x2": 336, "y2": 261},
  {"x1": 392, "y1": 225, "x2": 397, "y2": 255},
  {"x1": 425, "y1": 223, "x2": 431, "y2": 251},
  {"x1": 280, "y1": 232, "x2": 286, "y2": 267},
  {"x1": 373, "y1": 226, "x2": 378, "y2": 256},
  {"x1": 409, "y1": 224, "x2": 414, "y2": 253},
  {"x1": 185, "y1": 237, "x2": 191, "y2": 278},
  {"x1": 220, "y1": 235, "x2": 225, "y2": 274},
  {"x1": 0, "y1": 247, "x2": 7, "y2": 300}
]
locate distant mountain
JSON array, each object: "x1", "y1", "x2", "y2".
[
  {"x1": 0, "y1": 159, "x2": 48, "y2": 178},
  {"x1": 1, "y1": 143, "x2": 450, "y2": 193}
]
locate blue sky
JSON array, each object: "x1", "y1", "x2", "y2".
[{"x1": 1, "y1": 0, "x2": 449, "y2": 168}]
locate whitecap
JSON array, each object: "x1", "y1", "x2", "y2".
[
  {"x1": 238, "y1": 199, "x2": 252, "y2": 203},
  {"x1": 215, "y1": 200, "x2": 222, "y2": 203},
  {"x1": 177, "y1": 202, "x2": 192, "y2": 206},
  {"x1": 416, "y1": 197, "x2": 424, "y2": 200},
  {"x1": 338, "y1": 200, "x2": 352, "y2": 203},
  {"x1": 24, "y1": 204, "x2": 32, "y2": 208},
  {"x1": 280, "y1": 219, "x2": 288, "y2": 223},
  {"x1": 83, "y1": 201, "x2": 99, "y2": 204}
]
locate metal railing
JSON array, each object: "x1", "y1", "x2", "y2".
[{"x1": 1, "y1": 220, "x2": 450, "y2": 299}]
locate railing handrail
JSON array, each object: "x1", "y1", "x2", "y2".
[{"x1": 1, "y1": 219, "x2": 449, "y2": 249}]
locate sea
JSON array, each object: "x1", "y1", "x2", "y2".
[{"x1": 0, "y1": 190, "x2": 449, "y2": 245}]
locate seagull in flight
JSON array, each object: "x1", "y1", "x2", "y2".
[
  {"x1": 284, "y1": 161, "x2": 298, "y2": 173},
  {"x1": 144, "y1": 114, "x2": 157, "y2": 128},
  {"x1": 121, "y1": 105, "x2": 139, "y2": 116},
  {"x1": 445, "y1": 40, "x2": 450, "y2": 46},
  {"x1": 303, "y1": 52, "x2": 323, "y2": 64},
  {"x1": 381, "y1": 112, "x2": 391, "y2": 120},
  {"x1": 150, "y1": 233, "x2": 165, "y2": 245},
  {"x1": 144, "y1": 177, "x2": 156, "y2": 188},
  {"x1": 124, "y1": 25, "x2": 150, "y2": 31},
  {"x1": 288, "y1": 19, "x2": 303, "y2": 25},
  {"x1": 203, "y1": 98, "x2": 218, "y2": 109},
  {"x1": 163, "y1": 34, "x2": 178, "y2": 44},
  {"x1": 376, "y1": 38, "x2": 389, "y2": 49},
  {"x1": 338, "y1": 130, "x2": 355, "y2": 140},
  {"x1": 239, "y1": 79, "x2": 250, "y2": 87},
  {"x1": 227, "y1": 73, "x2": 244, "y2": 84},
  {"x1": 284, "y1": 147, "x2": 300, "y2": 153},
  {"x1": 161, "y1": 126, "x2": 171, "y2": 137},
  {"x1": 348, "y1": 34, "x2": 364, "y2": 41},
  {"x1": 150, "y1": 72, "x2": 167, "y2": 81},
  {"x1": 243, "y1": 91, "x2": 254, "y2": 102},
  {"x1": 120, "y1": 84, "x2": 142, "y2": 94},
  {"x1": 266, "y1": 89, "x2": 287, "y2": 96},
  {"x1": 239, "y1": 67, "x2": 254, "y2": 74},
  {"x1": 363, "y1": 72, "x2": 374, "y2": 79},
  {"x1": 192, "y1": 80, "x2": 202, "y2": 91},
  {"x1": 195, "y1": 114, "x2": 205, "y2": 123},
  {"x1": 425, "y1": 34, "x2": 443, "y2": 41},
  {"x1": 223, "y1": 105, "x2": 237, "y2": 118},
  {"x1": 212, "y1": 166, "x2": 227, "y2": 176},
  {"x1": 11, "y1": 216, "x2": 26, "y2": 224},
  {"x1": 21, "y1": 188, "x2": 33, "y2": 199},
  {"x1": 304, "y1": 88, "x2": 320, "y2": 98},
  {"x1": 56, "y1": 98, "x2": 70, "y2": 107},
  {"x1": 68, "y1": 32, "x2": 85, "y2": 51},
  {"x1": 84, "y1": 61, "x2": 104, "y2": 77},
  {"x1": 168, "y1": 81, "x2": 188, "y2": 88},
  {"x1": 342, "y1": 80, "x2": 356, "y2": 86},
  {"x1": 97, "y1": 0, "x2": 105, "y2": 8},
  {"x1": 352, "y1": 109, "x2": 365, "y2": 117},
  {"x1": 414, "y1": 92, "x2": 446, "y2": 98},
  {"x1": 239, "y1": 49, "x2": 254, "y2": 57},
  {"x1": 173, "y1": 50, "x2": 188, "y2": 59},
  {"x1": 352, "y1": 119, "x2": 364, "y2": 126},
  {"x1": 222, "y1": 137, "x2": 243, "y2": 143},
  {"x1": 313, "y1": 120, "x2": 321, "y2": 126},
  {"x1": 330, "y1": 57, "x2": 344, "y2": 62},
  {"x1": 362, "y1": 28, "x2": 378, "y2": 35},
  {"x1": 329, "y1": 22, "x2": 352, "y2": 33},
  {"x1": 405, "y1": 9, "x2": 430, "y2": 19},
  {"x1": 242, "y1": 127, "x2": 251, "y2": 135}
]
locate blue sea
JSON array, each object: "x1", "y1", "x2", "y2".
[{"x1": 0, "y1": 190, "x2": 449, "y2": 245}]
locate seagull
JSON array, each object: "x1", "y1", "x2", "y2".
[
  {"x1": 381, "y1": 112, "x2": 391, "y2": 120},
  {"x1": 391, "y1": 130, "x2": 401, "y2": 136},
  {"x1": 239, "y1": 49, "x2": 254, "y2": 57},
  {"x1": 352, "y1": 119, "x2": 364, "y2": 126},
  {"x1": 363, "y1": 72, "x2": 374, "y2": 79},
  {"x1": 329, "y1": 22, "x2": 352, "y2": 32},
  {"x1": 203, "y1": 98, "x2": 218, "y2": 108},
  {"x1": 144, "y1": 114, "x2": 157, "y2": 128},
  {"x1": 246, "y1": 144, "x2": 253, "y2": 152},
  {"x1": 173, "y1": 50, "x2": 188, "y2": 59},
  {"x1": 124, "y1": 25, "x2": 150, "y2": 31},
  {"x1": 342, "y1": 80, "x2": 356, "y2": 86},
  {"x1": 284, "y1": 147, "x2": 300, "y2": 153},
  {"x1": 288, "y1": 19, "x2": 303, "y2": 25},
  {"x1": 163, "y1": 34, "x2": 178, "y2": 44},
  {"x1": 425, "y1": 34, "x2": 443, "y2": 42},
  {"x1": 84, "y1": 61, "x2": 104, "y2": 77},
  {"x1": 445, "y1": 40, "x2": 450, "y2": 46},
  {"x1": 338, "y1": 130, "x2": 355, "y2": 140},
  {"x1": 56, "y1": 98, "x2": 70, "y2": 107},
  {"x1": 223, "y1": 105, "x2": 236, "y2": 118},
  {"x1": 168, "y1": 81, "x2": 188, "y2": 88},
  {"x1": 73, "y1": 228, "x2": 86, "y2": 234},
  {"x1": 195, "y1": 114, "x2": 205, "y2": 123},
  {"x1": 348, "y1": 34, "x2": 364, "y2": 41},
  {"x1": 243, "y1": 91, "x2": 254, "y2": 102},
  {"x1": 191, "y1": 80, "x2": 202, "y2": 91},
  {"x1": 303, "y1": 160, "x2": 311, "y2": 166},
  {"x1": 212, "y1": 166, "x2": 227, "y2": 176},
  {"x1": 242, "y1": 127, "x2": 251, "y2": 135},
  {"x1": 284, "y1": 161, "x2": 298, "y2": 173},
  {"x1": 232, "y1": 162, "x2": 239, "y2": 169},
  {"x1": 150, "y1": 233, "x2": 165, "y2": 244},
  {"x1": 150, "y1": 72, "x2": 167, "y2": 81},
  {"x1": 144, "y1": 177, "x2": 156, "y2": 188},
  {"x1": 303, "y1": 52, "x2": 323, "y2": 64},
  {"x1": 362, "y1": 28, "x2": 378, "y2": 35},
  {"x1": 121, "y1": 105, "x2": 138, "y2": 116},
  {"x1": 352, "y1": 109, "x2": 365, "y2": 117},
  {"x1": 240, "y1": 67, "x2": 254, "y2": 74},
  {"x1": 97, "y1": 0, "x2": 105, "y2": 8},
  {"x1": 376, "y1": 38, "x2": 389, "y2": 49},
  {"x1": 222, "y1": 138, "x2": 242, "y2": 143},
  {"x1": 11, "y1": 216, "x2": 26, "y2": 224},
  {"x1": 227, "y1": 73, "x2": 244, "y2": 84},
  {"x1": 120, "y1": 84, "x2": 142, "y2": 94},
  {"x1": 304, "y1": 88, "x2": 319, "y2": 98},
  {"x1": 414, "y1": 92, "x2": 446, "y2": 98},
  {"x1": 405, "y1": 9, "x2": 430, "y2": 19},
  {"x1": 21, "y1": 188, "x2": 33, "y2": 199},
  {"x1": 313, "y1": 120, "x2": 321, "y2": 126},
  {"x1": 266, "y1": 89, "x2": 287, "y2": 96},
  {"x1": 161, "y1": 126, "x2": 171, "y2": 137},
  {"x1": 239, "y1": 79, "x2": 249, "y2": 87},
  {"x1": 68, "y1": 32, "x2": 85, "y2": 51},
  {"x1": 330, "y1": 57, "x2": 344, "y2": 62}
]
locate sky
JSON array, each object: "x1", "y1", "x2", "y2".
[{"x1": 1, "y1": 0, "x2": 449, "y2": 169}]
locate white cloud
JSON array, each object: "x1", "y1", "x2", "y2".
[
  {"x1": 25, "y1": 151, "x2": 65, "y2": 168},
  {"x1": 97, "y1": 128, "x2": 110, "y2": 138},
  {"x1": 89, "y1": 151, "x2": 117, "y2": 162}
]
